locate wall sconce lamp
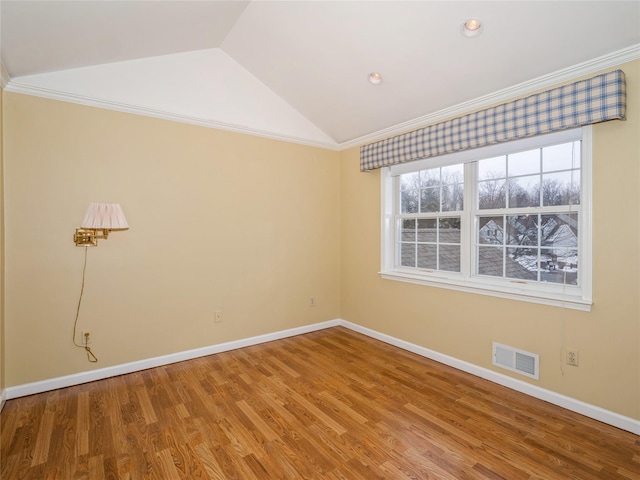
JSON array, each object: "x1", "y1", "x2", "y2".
[{"x1": 74, "y1": 203, "x2": 129, "y2": 246}]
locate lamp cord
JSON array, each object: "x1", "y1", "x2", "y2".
[{"x1": 73, "y1": 246, "x2": 98, "y2": 363}]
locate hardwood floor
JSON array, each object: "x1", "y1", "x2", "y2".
[{"x1": 2, "y1": 326, "x2": 639, "y2": 479}]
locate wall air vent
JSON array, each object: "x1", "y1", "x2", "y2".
[{"x1": 492, "y1": 342, "x2": 539, "y2": 380}]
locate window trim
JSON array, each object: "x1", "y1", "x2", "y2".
[{"x1": 380, "y1": 127, "x2": 592, "y2": 311}]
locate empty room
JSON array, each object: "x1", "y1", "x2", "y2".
[{"x1": 0, "y1": 1, "x2": 639, "y2": 479}]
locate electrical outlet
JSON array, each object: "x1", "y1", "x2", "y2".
[
  {"x1": 566, "y1": 348, "x2": 579, "y2": 366},
  {"x1": 81, "y1": 330, "x2": 92, "y2": 345},
  {"x1": 214, "y1": 311, "x2": 223, "y2": 323}
]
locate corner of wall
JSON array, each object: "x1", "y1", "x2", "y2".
[
  {"x1": 1, "y1": 83, "x2": 5, "y2": 410},
  {"x1": 0, "y1": 62, "x2": 9, "y2": 90}
]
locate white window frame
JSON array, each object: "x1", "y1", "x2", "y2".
[{"x1": 381, "y1": 127, "x2": 592, "y2": 311}]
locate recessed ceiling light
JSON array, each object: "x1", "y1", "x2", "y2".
[
  {"x1": 368, "y1": 72, "x2": 383, "y2": 85},
  {"x1": 462, "y1": 18, "x2": 483, "y2": 37}
]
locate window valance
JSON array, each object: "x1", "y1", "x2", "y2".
[{"x1": 360, "y1": 70, "x2": 626, "y2": 172}]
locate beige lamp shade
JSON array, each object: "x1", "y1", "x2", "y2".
[{"x1": 81, "y1": 203, "x2": 129, "y2": 230}]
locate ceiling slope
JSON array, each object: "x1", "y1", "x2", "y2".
[{"x1": 7, "y1": 49, "x2": 336, "y2": 146}]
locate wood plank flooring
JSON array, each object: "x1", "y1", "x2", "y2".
[{"x1": 2, "y1": 326, "x2": 639, "y2": 479}]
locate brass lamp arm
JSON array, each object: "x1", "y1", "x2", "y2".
[{"x1": 74, "y1": 228, "x2": 111, "y2": 246}]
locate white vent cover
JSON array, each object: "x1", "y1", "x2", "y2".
[{"x1": 492, "y1": 342, "x2": 539, "y2": 380}]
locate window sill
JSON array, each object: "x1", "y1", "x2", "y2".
[{"x1": 379, "y1": 270, "x2": 592, "y2": 312}]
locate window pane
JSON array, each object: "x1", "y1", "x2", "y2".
[
  {"x1": 420, "y1": 187, "x2": 440, "y2": 212},
  {"x1": 442, "y1": 184, "x2": 464, "y2": 211},
  {"x1": 478, "y1": 179, "x2": 506, "y2": 209},
  {"x1": 542, "y1": 171, "x2": 580, "y2": 206},
  {"x1": 420, "y1": 168, "x2": 440, "y2": 186},
  {"x1": 507, "y1": 247, "x2": 538, "y2": 281},
  {"x1": 400, "y1": 243, "x2": 415, "y2": 267},
  {"x1": 508, "y1": 175, "x2": 540, "y2": 208},
  {"x1": 401, "y1": 219, "x2": 416, "y2": 241},
  {"x1": 439, "y1": 245, "x2": 461, "y2": 272},
  {"x1": 540, "y1": 249, "x2": 578, "y2": 285},
  {"x1": 543, "y1": 142, "x2": 580, "y2": 171},
  {"x1": 478, "y1": 246, "x2": 504, "y2": 277},
  {"x1": 401, "y1": 188, "x2": 419, "y2": 213},
  {"x1": 478, "y1": 155, "x2": 506, "y2": 180},
  {"x1": 541, "y1": 214, "x2": 578, "y2": 249},
  {"x1": 400, "y1": 173, "x2": 420, "y2": 213},
  {"x1": 417, "y1": 244, "x2": 437, "y2": 269},
  {"x1": 442, "y1": 164, "x2": 464, "y2": 184},
  {"x1": 478, "y1": 216, "x2": 504, "y2": 245},
  {"x1": 506, "y1": 215, "x2": 538, "y2": 247},
  {"x1": 508, "y1": 149, "x2": 540, "y2": 176},
  {"x1": 569, "y1": 170, "x2": 581, "y2": 205},
  {"x1": 417, "y1": 219, "x2": 436, "y2": 242},
  {"x1": 400, "y1": 172, "x2": 419, "y2": 190},
  {"x1": 439, "y1": 217, "x2": 461, "y2": 243}
]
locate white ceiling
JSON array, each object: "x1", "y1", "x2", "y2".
[{"x1": 2, "y1": 1, "x2": 639, "y2": 148}]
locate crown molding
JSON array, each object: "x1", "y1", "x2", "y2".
[
  {"x1": 338, "y1": 43, "x2": 640, "y2": 151},
  {"x1": 3, "y1": 81, "x2": 341, "y2": 151}
]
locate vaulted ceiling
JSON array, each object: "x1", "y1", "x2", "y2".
[{"x1": 2, "y1": 1, "x2": 639, "y2": 149}]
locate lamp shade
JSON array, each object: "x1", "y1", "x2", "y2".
[{"x1": 81, "y1": 203, "x2": 129, "y2": 230}]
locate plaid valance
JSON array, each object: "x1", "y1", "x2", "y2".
[{"x1": 360, "y1": 70, "x2": 626, "y2": 171}]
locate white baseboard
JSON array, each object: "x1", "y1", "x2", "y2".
[
  {"x1": 340, "y1": 320, "x2": 640, "y2": 435},
  {"x1": 4, "y1": 318, "x2": 638, "y2": 435},
  {"x1": 5, "y1": 319, "x2": 341, "y2": 400},
  {"x1": 0, "y1": 388, "x2": 6, "y2": 412}
]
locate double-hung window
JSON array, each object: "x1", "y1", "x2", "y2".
[{"x1": 381, "y1": 127, "x2": 592, "y2": 310}]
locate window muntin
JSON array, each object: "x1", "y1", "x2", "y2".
[{"x1": 383, "y1": 128, "x2": 591, "y2": 310}]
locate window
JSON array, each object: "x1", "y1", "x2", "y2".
[
  {"x1": 398, "y1": 164, "x2": 463, "y2": 272},
  {"x1": 381, "y1": 127, "x2": 592, "y2": 310}
]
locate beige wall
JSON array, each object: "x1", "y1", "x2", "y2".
[
  {"x1": 340, "y1": 59, "x2": 640, "y2": 420},
  {"x1": 3, "y1": 93, "x2": 341, "y2": 385}
]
